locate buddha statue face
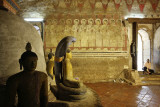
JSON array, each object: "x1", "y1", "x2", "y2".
[
  {"x1": 22, "y1": 56, "x2": 38, "y2": 71},
  {"x1": 95, "y1": 19, "x2": 101, "y2": 25},
  {"x1": 103, "y1": 19, "x2": 108, "y2": 25},
  {"x1": 88, "y1": 18, "x2": 94, "y2": 25},
  {"x1": 66, "y1": 52, "x2": 72, "y2": 59},
  {"x1": 81, "y1": 19, "x2": 86, "y2": 25},
  {"x1": 74, "y1": 19, "x2": 79, "y2": 25}
]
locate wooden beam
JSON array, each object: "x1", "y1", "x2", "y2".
[
  {"x1": 0, "y1": 0, "x2": 20, "y2": 14},
  {"x1": 127, "y1": 18, "x2": 160, "y2": 24},
  {"x1": 132, "y1": 22, "x2": 138, "y2": 70}
]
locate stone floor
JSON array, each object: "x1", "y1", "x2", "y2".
[
  {"x1": 1, "y1": 82, "x2": 160, "y2": 107},
  {"x1": 85, "y1": 82, "x2": 160, "y2": 107},
  {"x1": 139, "y1": 73, "x2": 160, "y2": 85}
]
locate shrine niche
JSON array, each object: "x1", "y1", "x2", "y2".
[{"x1": 44, "y1": 13, "x2": 128, "y2": 53}]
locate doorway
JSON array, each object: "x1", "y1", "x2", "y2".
[
  {"x1": 153, "y1": 26, "x2": 160, "y2": 73},
  {"x1": 128, "y1": 18, "x2": 160, "y2": 72},
  {"x1": 34, "y1": 25, "x2": 41, "y2": 36},
  {"x1": 137, "y1": 29, "x2": 150, "y2": 71}
]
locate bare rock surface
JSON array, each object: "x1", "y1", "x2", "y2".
[{"x1": 0, "y1": 10, "x2": 46, "y2": 79}]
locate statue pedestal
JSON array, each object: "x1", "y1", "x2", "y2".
[{"x1": 49, "y1": 85, "x2": 102, "y2": 107}]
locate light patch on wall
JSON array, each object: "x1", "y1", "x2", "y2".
[
  {"x1": 24, "y1": 18, "x2": 44, "y2": 22},
  {"x1": 124, "y1": 65, "x2": 129, "y2": 69},
  {"x1": 124, "y1": 14, "x2": 145, "y2": 19}
]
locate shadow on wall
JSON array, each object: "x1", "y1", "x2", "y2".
[
  {"x1": 48, "y1": 102, "x2": 69, "y2": 107},
  {"x1": 0, "y1": 84, "x2": 6, "y2": 107}
]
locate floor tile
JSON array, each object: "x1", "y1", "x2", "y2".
[{"x1": 85, "y1": 82, "x2": 160, "y2": 107}]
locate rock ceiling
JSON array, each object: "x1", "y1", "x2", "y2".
[{"x1": 15, "y1": 0, "x2": 160, "y2": 19}]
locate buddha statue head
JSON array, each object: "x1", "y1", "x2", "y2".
[
  {"x1": 65, "y1": 49, "x2": 72, "y2": 59},
  {"x1": 19, "y1": 42, "x2": 38, "y2": 72},
  {"x1": 48, "y1": 49, "x2": 54, "y2": 60}
]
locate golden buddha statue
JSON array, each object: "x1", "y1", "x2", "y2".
[
  {"x1": 62, "y1": 49, "x2": 80, "y2": 88},
  {"x1": 46, "y1": 49, "x2": 55, "y2": 80}
]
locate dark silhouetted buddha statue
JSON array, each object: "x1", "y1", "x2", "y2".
[{"x1": 5, "y1": 42, "x2": 48, "y2": 107}]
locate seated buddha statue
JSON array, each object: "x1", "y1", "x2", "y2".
[
  {"x1": 5, "y1": 42, "x2": 48, "y2": 107},
  {"x1": 46, "y1": 49, "x2": 55, "y2": 80},
  {"x1": 62, "y1": 49, "x2": 80, "y2": 88},
  {"x1": 54, "y1": 36, "x2": 87, "y2": 101}
]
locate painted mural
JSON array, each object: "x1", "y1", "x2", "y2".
[{"x1": 44, "y1": 14, "x2": 127, "y2": 52}]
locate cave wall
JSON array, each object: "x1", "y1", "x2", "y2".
[
  {"x1": 44, "y1": 13, "x2": 130, "y2": 82},
  {"x1": 0, "y1": 10, "x2": 46, "y2": 78},
  {"x1": 15, "y1": 0, "x2": 160, "y2": 82}
]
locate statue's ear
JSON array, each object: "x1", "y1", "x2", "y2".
[{"x1": 19, "y1": 59, "x2": 22, "y2": 70}]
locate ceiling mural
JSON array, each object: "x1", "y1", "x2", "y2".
[
  {"x1": 137, "y1": 0, "x2": 147, "y2": 12},
  {"x1": 12, "y1": 0, "x2": 160, "y2": 54},
  {"x1": 100, "y1": 0, "x2": 110, "y2": 10},
  {"x1": 113, "y1": 0, "x2": 122, "y2": 10},
  {"x1": 15, "y1": 0, "x2": 160, "y2": 19},
  {"x1": 149, "y1": 0, "x2": 159, "y2": 11},
  {"x1": 125, "y1": 0, "x2": 134, "y2": 12}
]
